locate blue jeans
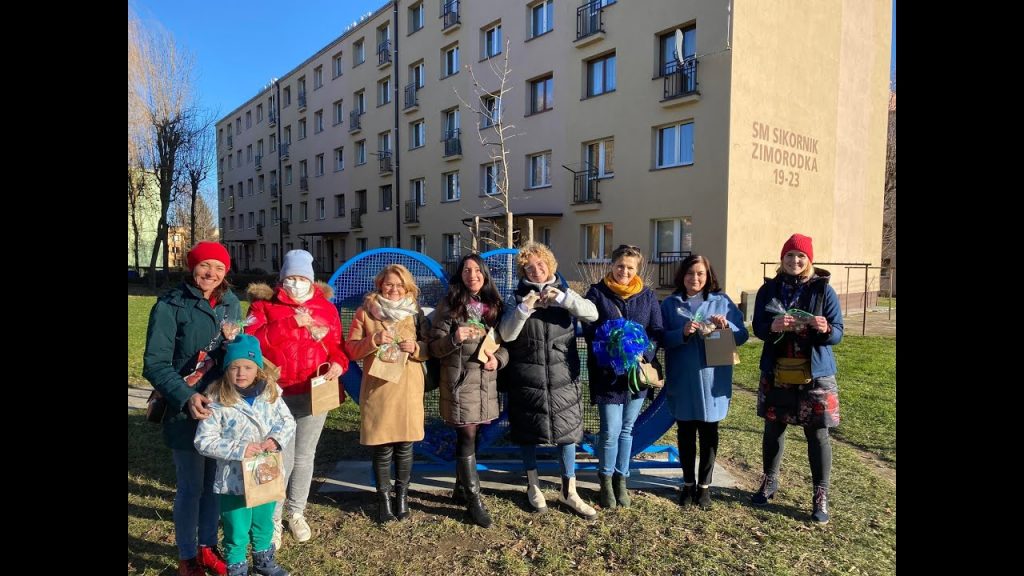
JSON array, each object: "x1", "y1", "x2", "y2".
[
  {"x1": 598, "y1": 398, "x2": 645, "y2": 476},
  {"x1": 172, "y1": 448, "x2": 220, "y2": 560},
  {"x1": 521, "y1": 443, "x2": 577, "y2": 478}
]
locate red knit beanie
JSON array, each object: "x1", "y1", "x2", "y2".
[
  {"x1": 780, "y1": 234, "x2": 814, "y2": 262},
  {"x1": 187, "y1": 241, "x2": 231, "y2": 272}
]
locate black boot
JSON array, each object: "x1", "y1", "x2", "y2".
[
  {"x1": 679, "y1": 483, "x2": 696, "y2": 507},
  {"x1": 456, "y1": 455, "x2": 492, "y2": 528},
  {"x1": 811, "y1": 485, "x2": 830, "y2": 525},
  {"x1": 373, "y1": 445, "x2": 397, "y2": 523},
  {"x1": 598, "y1": 473, "x2": 616, "y2": 509},
  {"x1": 394, "y1": 442, "x2": 413, "y2": 520},
  {"x1": 750, "y1": 473, "x2": 779, "y2": 507},
  {"x1": 695, "y1": 485, "x2": 712, "y2": 509},
  {"x1": 251, "y1": 548, "x2": 289, "y2": 576},
  {"x1": 612, "y1": 472, "x2": 631, "y2": 508}
]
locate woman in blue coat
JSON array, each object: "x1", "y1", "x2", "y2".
[{"x1": 661, "y1": 255, "x2": 747, "y2": 509}]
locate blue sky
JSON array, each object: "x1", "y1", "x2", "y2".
[{"x1": 133, "y1": 0, "x2": 896, "y2": 122}]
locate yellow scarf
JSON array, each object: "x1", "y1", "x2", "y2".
[{"x1": 603, "y1": 273, "x2": 643, "y2": 299}]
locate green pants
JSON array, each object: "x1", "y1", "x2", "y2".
[{"x1": 219, "y1": 494, "x2": 276, "y2": 564}]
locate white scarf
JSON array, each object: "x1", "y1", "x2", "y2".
[{"x1": 372, "y1": 295, "x2": 419, "y2": 322}]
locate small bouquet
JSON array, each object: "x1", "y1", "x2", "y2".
[
  {"x1": 675, "y1": 306, "x2": 716, "y2": 337},
  {"x1": 765, "y1": 298, "x2": 816, "y2": 343},
  {"x1": 592, "y1": 318, "x2": 655, "y2": 393},
  {"x1": 464, "y1": 300, "x2": 489, "y2": 340}
]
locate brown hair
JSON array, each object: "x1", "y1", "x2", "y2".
[{"x1": 672, "y1": 254, "x2": 721, "y2": 297}]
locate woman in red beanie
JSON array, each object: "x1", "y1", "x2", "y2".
[
  {"x1": 750, "y1": 234, "x2": 843, "y2": 525},
  {"x1": 143, "y1": 241, "x2": 240, "y2": 576}
]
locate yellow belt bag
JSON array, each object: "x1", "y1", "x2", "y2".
[{"x1": 774, "y1": 358, "x2": 812, "y2": 386}]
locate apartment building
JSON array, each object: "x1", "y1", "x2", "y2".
[{"x1": 217, "y1": 0, "x2": 891, "y2": 300}]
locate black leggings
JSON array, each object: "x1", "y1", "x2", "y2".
[
  {"x1": 677, "y1": 420, "x2": 719, "y2": 486},
  {"x1": 455, "y1": 424, "x2": 479, "y2": 458},
  {"x1": 762, "y1": 420, "x2": 832, "y2": 488}
]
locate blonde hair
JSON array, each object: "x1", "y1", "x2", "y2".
[
  {"x1": 374, "y1": 264, "x2": 420, "y2": 301},
  {"x1": 516, "y1": 241, "x2": 558, "y2": 279},
  {"x1": 208, "y1": 363, "x2": 280, "y2": 407},
  {"x1": 775, "y1": 261, "x2": 815, "y2": 281}
]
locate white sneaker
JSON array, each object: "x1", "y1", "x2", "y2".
[
  {"x1": 271, "y1": 521, "x2": 283, "y2": 550},
  {"x1": 288, "y1": 512, "x2": 312, "y2": 543}
]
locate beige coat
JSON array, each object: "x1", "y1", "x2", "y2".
[{"x1": 346, "y1": 300, "x2": 429, "y2": 446}]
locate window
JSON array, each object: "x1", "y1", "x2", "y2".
[
  {"x1": 410, "y1": 120, "x2": 425, "y2": 148},
  {"x1": 355, "y1": 90, "x2": 366, "y2": 114},
  {"x1": 660, "y1": 27, "x2": 696, "y2": 76},
  {"x1": 353, "y1": 39, "x2": 365, "y2": 65},
  {"x1": 530, "y1": 75, "x2": 553, "y2": 113},
  {"x1": 380, "y1": 236, "x2": 393, "y2": 248},
  {"x1": 482, "y1": 23, "x2": 502, "y2": 58},
  {"x1": 587, "y1": 138, "x2": 615, "y2": 177},
  {"x1": 272, "y1": 207, "x2": 279, "y2": 225},
  {"x1": 247, "y1": 178, "x2": 254, "y2": 195},
  {"x1": 270, "y1": 133, "x2": 277, "y2": 152},
  {"x1": 411, "y1": 234, "x2": 426, "y2": 253},
  {"x1": 443, "y1": 233, "x2": 462, "y2": 261},
  {"x1": 332, "y1": 52, "x2": 344, "y2": 78},
  {"x1": 380, "y1": 185, "x2": 393, "y2": 211},
  {"x1": 482, "y1": 163, "x2": 502, "y2": 196},
  {"x1": 260, "y1": 244, "x2": 267, "y2": 260},
  {"x1": 335, "y1": 194, "x2": 346, "y2": 217},
  {"x1": 356, "y1": 140, "x2": 367, "y2": 165},
  {"x1": 256, "y1": 104, "x2": 263, "y2": 123},
  {"x1": 259, "y1": 210, "x2": 266, "y2": 226},
  {"x1": 378, "y1": 77, "x2": 391, "y2": 106},
  {"x1": 528, "y1": 152, "x2": 551, "y2": 188},
  {"x1": 541, "y1": 227, "x2": 552, "y2": 247},
  {"x1": 297, "y1": 77, "x2": 306, "y2": 101},
  {"x1": 581, "y1": 223, "x2": 615, "y2": 261},
  {"x1": 314, "y1": 110, "x2": 323, "y2": 133},
  {"x1": 530, "y1": 0, "x2": 553, "y2": 37},
  {"x1": 258, "y1": 174, "x2": 265, "y2": 193},
  {"x1": 257, "y1": 139, "x2": 264, "y2": 157},
  {"x1": 654, "y1": 217, "x2": 693, "y2": 255},
  {"x1": 284, "y1": 125, "x2": 292, "y2": 145},
  {"x1": 247, "y1": 144, "x2": 253, "y2": 163},
  {"x1": 378, "y1": 131, "x2": 392, "y2": 154},
  {"x1": 409, "y1": 3, "x2": 424, "y2": 32},
  {"x1": 314, "y1": 66, "x2": 323, "y2": 89},
  {"x1": 245, "y1": 110, "x2": 252, "y2": 128},
  {"x1": 411, "y1": 178, "x2": 426, "y2": 205},
  {"x1": 315, "y1": 153, "x2": 325, "y2": 176},
  {"x1": 333, "y1": 100, "x2": 344, "y2": 125},
  {"x1": 248, "y1": 212, "x2": 254, "y2": 228},
  {"x1": 587, "y1": 53, "x2": 616, "y2": 97},
  {"x1": 299, "y1": 160, "x2": 308, "y2": 179},
  {"x1": 236, "y1": 117, "x2": 241, "y2": 134},
  {"x1": 285, "y1": 165, "x2": 293, "y2": 185},
  {"x1": 443, "y1": 108, "x2": 460, "y2": 136},
  {"x1": 301, "y1": 201, "x2": 309, "y2": 222},
  {"x1": 298, "y1": 118, "x2": 307, "y2": 140},
  {"x1": 444, "y1": 171, "x2": 460, "y2": 201},
  {"x1": 481, "y1": 94, "x2": 501, "y2": 127},
  {"x1": 316, "y1": 198, "x2": 325, "y2": 220},
  {"x1": 443, "y1": 43, "x2": 459, "y2": 77},
  {"x1": 357, "y1": 238, "x2": 368, "y2": 252},
  {"x1": 334, "y1": 147, "x2": 345, "y2": 171},
  {"x1": 656, "y1": 122, "x2": 695, "y2": 168},
  {"x1": 411, "y1": 61, "x2": 425, "y2": 89},
  {"x1": 230, "y1": 215, "x2": 235, "y2": 230},
  {"x1": 283, "y1": 86, "x2": 291, "y2": 107},
  {"x1": 285, "y1": 204, "x2": 293, "y2": 223}
]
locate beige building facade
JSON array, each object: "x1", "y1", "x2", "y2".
[{"x1": 217, "y1": 0, "x2": 890, "y2": 303}]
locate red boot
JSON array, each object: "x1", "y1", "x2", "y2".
[
  {"x1": 197, "y1": 545, "x2": 228, "y2": 576},
  {"x1": 178, "y1": 558, "x2": 204, "y2": 576}
]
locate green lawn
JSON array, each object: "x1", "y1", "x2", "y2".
[{"x1": 128, "y1": 296, "x2": 896, "y2": 575}]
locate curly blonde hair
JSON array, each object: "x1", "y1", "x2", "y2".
[{"x1": 516, "y1": 241, "x2": 558, "y2": 279}]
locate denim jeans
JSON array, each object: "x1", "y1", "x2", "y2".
[
  {"x1": 597, "y1": 397, "x2": 645, "y2": 476},
  {"x1": 274, "y1": 394, "x2": 328, "y2": 524},
  {"x1": 172, "y1": 448, "x2": 220, "y2": 560},
  {"x1": 521, "y1": 443, "x2": 577, "y2": 478}
]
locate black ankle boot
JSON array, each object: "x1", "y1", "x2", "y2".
[
  {"x1": 456, "y1": 455, "x2": 492, "y2": 528},
  {"x1": 750, "y1": 473, "x2": 779, "y2": 506},
  {"x1": 811, "y1": 485, "x2": 830, "y2": 524},
  {"x1": 695, "y1": 485, "x2": 712, "y2": 509}
]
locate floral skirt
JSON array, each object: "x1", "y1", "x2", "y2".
[{"x1": 757, "y1": 371, "x2": 840, "y2": 429}]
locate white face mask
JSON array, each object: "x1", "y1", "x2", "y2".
[{"x1": 282, "y1": 278, "x2": 312, "y2": 297}]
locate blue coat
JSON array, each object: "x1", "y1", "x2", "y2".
[
  {"x1": 661, "y1": 292, "x2": 749, "y2": 422},
  {"x1": 583, "y1": 281, "x2": 663, "y2": 405}
]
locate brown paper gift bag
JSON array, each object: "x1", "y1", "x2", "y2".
[
  {"x1": 309, "y1": 362, "x2": 341, "y2": 415},
  {"x1": 704, "y1": 328, "x2": 739, "y2": 367},
  {"x1": 367, "y1": 347, "x2": 409, "y2": 383},
  {"x1": 242, "y1": 451, "x2": 286, "y2": 508},
  {"x1": 476, "y1": 327, "x2": 501, "y2": 363}
]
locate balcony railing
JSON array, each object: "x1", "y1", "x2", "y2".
[
  {"x1": 298, "y1": 92, "x2": 307, "y2": 110},
  {"x1": 377, "y1": 39, "x2": 392, "y2": 66},
  {"x1": 404, "y1": 83, "x2": 419, "y2": 110},
  {"x1": 572, "y1": 169, "x2": 600, "y2": 204},
  {"x1": 576, "y1": 0, "x2": 605, "y2": 41},
  {"x1": 349, "y1": 110, "x2": 362, "y2": 132},
  {"x1": 351, "y1": 208, "x2": 366, "y2": 229},
  {"x1": 663, "y1": 57, "x2": 699, "y2": 99},
  {"x1": 404, "y1": 200, "x2": 419, "y2": 223},
  {"x1": 440, "y1": 0, "x2": 460, "y2": 30},
  {"x1": 268, "y1": 111, "x2": 277, "y2": 126},
  {"x1": 443, "y1": 129, "x2": 462, "y2": 157},
  {"x1": 280, "y1": 142, "x2": 290, "y2": 160},
  {"x1": 299, "y1": 176, "x2": 309, "y2": 191},
  {"x1": 656, "y1": 251, "x2": 692, "y2": 288},
  {"x1": 379, "y1": 151, "x2": 393, "y2": 174}
]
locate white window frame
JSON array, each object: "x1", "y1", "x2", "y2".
[
  {"x1": 483, "y1": 23, "x2": 502, "y2": 58},
  {"x1": 316, "y1": 198, "x2": 326, "y2": 220},
  {"x1": 444, "y1": 171, "x2": 460, "y2": 201},
  {"x1": 653, "y1": 217, "x2": 693, "y2": 255},
  {"x1": 411, "y1": 120, "x2": 426, "y2": 148},
  {"x1": 334, "y1": 147, "x2": 345, "y2": 171},
  {"x1": 443, "y1": 44, "x2": 460, "y2": 77},
  {"x1": 528, "y1": 152, "x2": 551, "y2": 188},
  {"x1": 530, "y1": 0, "x2": 554, "y2": 37},
  {"x1": 656, "y1": 121, "x2": 695, "y2": 168},
  {"x1": 356, "y1": 140, "x2": 367, "y2": 165},
  {"x1": 581, "y1": 223, "x2": 615, "y2": 262},
  {"x1": 315, "y1": 153, "x2": 324, "y2": 176},
  {"x1": 587, "y1": 138, "x2": 615, "y2": 177},
  {"x1": 411, "y1": 178, "x2": 426, "y2": 205}
]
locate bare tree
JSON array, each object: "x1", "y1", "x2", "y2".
[
  {"x1": 172, "y1": 191, "x2": 217, "y2": 247},
  {"x1": 129, "y1": 9, "x2": 198, "y2": 285},
  {"x1": 454, "y1": 40, "x2": 518, "y2": 252},
  {"x1": 182, "y1": 111, "x2": 216, "y2": 247}
]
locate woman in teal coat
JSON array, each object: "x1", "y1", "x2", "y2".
[{"x1": 661, "y1": 254, "x2": 747, "y2": 509}]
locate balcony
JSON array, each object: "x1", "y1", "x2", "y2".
[
  {"x1": 443, "y1": 129, "x2": 462, "y2": 160},
  {"x1": 378, "y1": 151, "x2": 393, "y2": 175},
  {"x1": 300, "y1": 176, "x2": 309, "y2": 192},
  {"x1": 280, "y1": 142, "x2": 290, "y2": 160},
  {"x1": 350, "y1": 208, "x2": 366, "y2": 229},
  {"x1": 572, "y1": 169, "x2": 601, "y2": 205},
  {"x1": 662, "y1": 58, "x2": 700, "y2": 104},
  {"x1": 404, "y1": 83, "x2": 419, "y2": 112},
  {"x1": 349, "y1": 110, "x2": 362, "y2": 133},
  {"x1": 440, "y1": 0, "x2": 460, "y2": 32},
  {"x1": 298, "y1": 92, "x2": 307, "y2": 111},
  {"x1": 404, "y1": 200, "x2": 420, "y2": 224},
  {"x1": 255, "y1": 154, "x2": 262, "y2": 171},
  {"x1": 656, "y1": 251, "x2": 692, "y2": 288},
  {"x1": 575, "y1": 0, "x2": 605, "y2": 46},
  {"x1": 377, "y1": 39, "x2": 392, "y2": 68}
]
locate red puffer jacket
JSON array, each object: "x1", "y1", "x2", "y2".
[{"x1": 245, "y1": 282, "x2": 349, "y2": 397}]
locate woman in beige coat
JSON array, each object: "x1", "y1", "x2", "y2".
[{"x1": 346, "y1": 264, "x2": 429, "y2": 523}]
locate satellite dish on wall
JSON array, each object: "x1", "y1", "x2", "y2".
[{"x1": 674, "y1": 28, "x2": 685, "y2": 65}]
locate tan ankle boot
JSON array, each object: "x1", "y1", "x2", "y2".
[
  {"x1": 558, "y1": 477, "x2": 597, "y2": 519},
  {"x1": 526, "y1": 469, "x2": 548, "y2": 513}
]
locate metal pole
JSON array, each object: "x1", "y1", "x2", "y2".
[{"x1": 392, "y1": 1, "x2": 401, "y2": 247}]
